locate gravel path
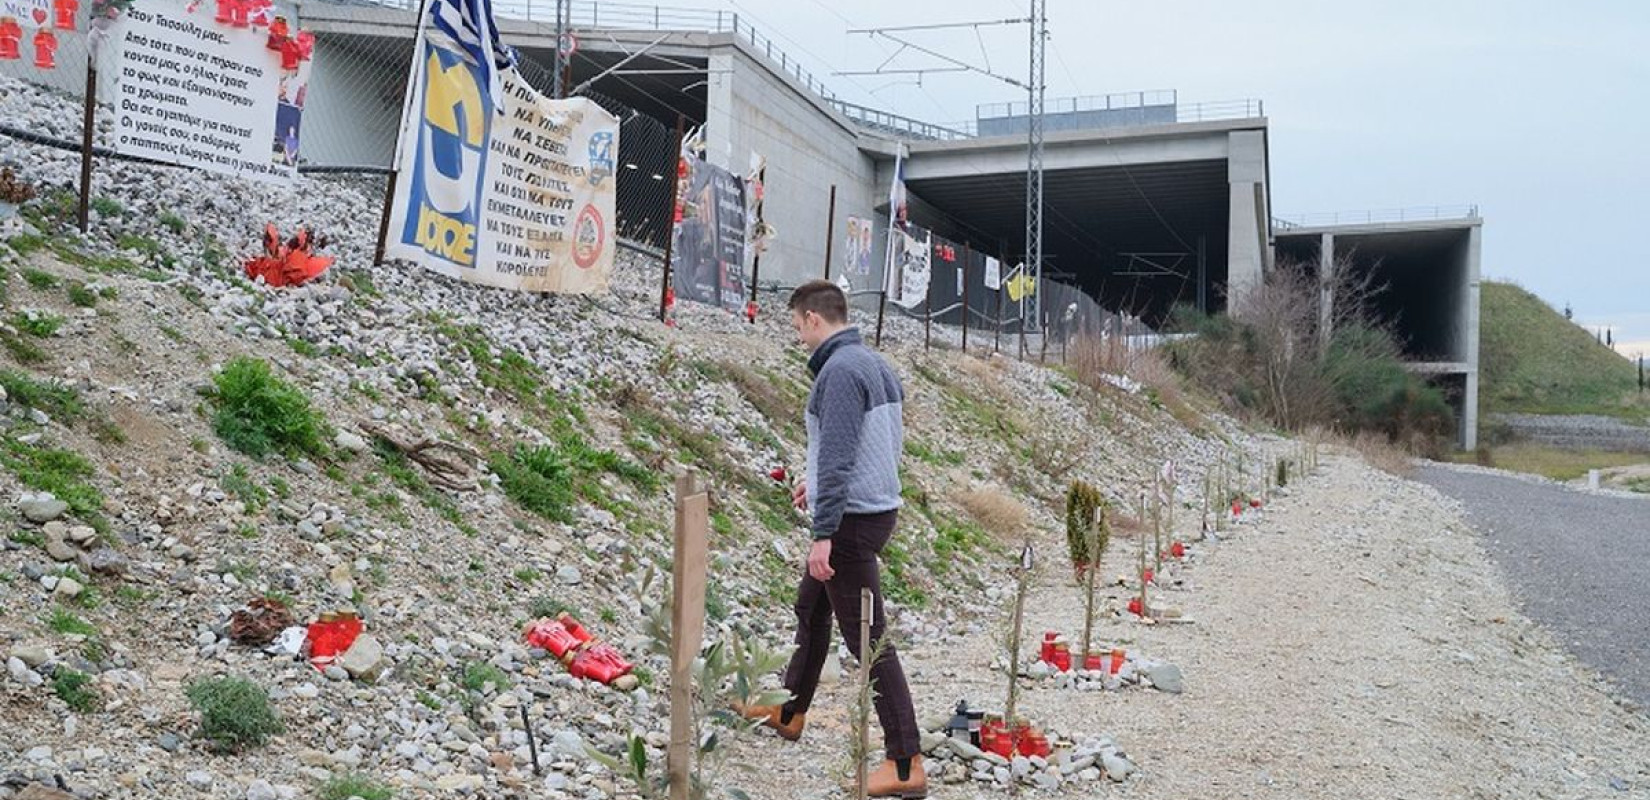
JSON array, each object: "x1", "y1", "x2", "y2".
[
  {"x1": 727, "y1": 452, "x2": 1650, "y2": 798},
  {"x1": 1417, "y1": 462, "x2": 1650, "y2": 711}
]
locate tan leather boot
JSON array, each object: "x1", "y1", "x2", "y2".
[
  {"x1": 730, "y1": 702, "x2": 805, "y2": 742},
  {"x1": 867, "y1": 755, "x2": 927, "y2": 798}
]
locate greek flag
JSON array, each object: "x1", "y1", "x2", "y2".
[{"x1": 427, "y1": 0, "x2": 518, "y2": 111}]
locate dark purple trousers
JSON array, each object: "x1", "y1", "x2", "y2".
[{"x1": 781, "y1": 509, "x2": 921, "y2": 760}]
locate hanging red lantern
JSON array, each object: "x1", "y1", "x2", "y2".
[
  {"x1": 213, "y1": 0, "x2": 231, "y2": 23},
  {"x1": 32, "y1": 28, "x2": 56, "y2": 69},
  {"x1": 230, "y1": 0, "x2": 250, "y2": 27},
  {"x1": 0, "y1": 18, "x2": 21, "y2": 61},
  {"x1": 53, "y1": 0, "x2": 77, "y2": 31},
  {"x1": 265, "y1": 15, "x2": 287, "y2": 49},
  {"x1": 279, "y1": 36, "x2": 300, "y2": 70},
  {"x1": 295, "y1": 30, "x2": 314, "y2": 60}
]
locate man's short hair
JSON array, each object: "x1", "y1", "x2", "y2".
[{"x1": 788, "y1": 280, "x2": 848, "y2": 324}]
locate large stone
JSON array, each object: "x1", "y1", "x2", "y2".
[
  {"x1": 1101, "y1": 751, "x2": 1135, "y2": 781},
  {"x1": 53, "y1": 577, "x2": 84, "y2": 599},
  {"x1": 338, "y1": 634, "x2": 386, "y2": 682},
  {"x1": 1143, "y1": 662, "x2": 1185, "y2": 694},
  {"x1": 1060, "y1": 754, "x2": 1096, "y2": 776},
  {"x1": 335, "y1": 432, "x2": 370, "y2": 454},
  {"x1": 86, "y1": 547, "x2": 128, "y2": 575},
  {"x1": 11, "y1": 645, "x2": 49, "y2": 668},
  {"x1": 244, "y1": 779, "x2": 278, "y2": 800},
  {"x1": 435, "y1": 774, "x2": 484, "y2": 792},
  {"x1": 66, "y1": 526, "x2": 97, "y2": 546},
  {"x1": 555, "y1": 565, "x2": 582, "y2": 585},
  {"x1": 946, "y1": 738, "x2": 984, "y2": 761},
  {"x1": 21, "y1": 498, "x2": 69, "y2": 523},
  {"x1": 45, "y1": 537, "x2": 78, "y2": 562}
]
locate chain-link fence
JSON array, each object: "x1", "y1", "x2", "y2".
[{"x1": 0, "y1": 0, "x2": 678, "y2": 250}]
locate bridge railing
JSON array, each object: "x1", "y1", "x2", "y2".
[{"x1": 1273, "y1": 205, "x2": 1481, "y2": 230}]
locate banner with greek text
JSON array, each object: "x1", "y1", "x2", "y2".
[
  {"x1": 670, "y1": 154, "x2": 747, "y2": 312},
  {"x1": 109, "y1": 0, "x2": 313, "y2": 182},
  {"x1": 888, "y1": 226, "x2": 930, "y2": 310},
  {"x1": 386, "y1": 40, "x2": 619, "y2": 294}
]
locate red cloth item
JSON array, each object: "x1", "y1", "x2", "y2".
[
  {"x1": 0, "y1": 19, "x2": 21, "y2": 61},
  {"x1": 230, "y1": 0, "x2": 249, "y2": 27},
  {"x1": 53, "y1": 0, "x2": 77, "y2": 31},
  {"x1": 295, "y1": 30, "x2": 314, "y2": 60},
  {"x1": 306, "y1": 615, "x2": 362, "y2": 666},
  {"x1": 279, "y1": 37, "x2": 300, "y2": 70},
  {"x1": 523, "y1": 619, "x2": 583, "y2": 660},
  {"x1": 1170, "y1": 541, "x2": 1186, "y2": 559},
  {"x1": 32, "y1": 29, "x2": 56, "y2": 69},
  {"x1": 214, "y1": 0, "x2": 231, "y2": 23},
  {"x1": 244, "y1": 224, "x2": 333, "y2": 287},
  {"x1": 566, "y1": 642, "x2": 633, "y2": 684}
]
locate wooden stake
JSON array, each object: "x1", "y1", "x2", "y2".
[
  {"x1": 822, "y1": 184, "x2": 837, "y2": 280},
  {"x1": 746, "y1": 161, "x2": 768, "y2": 324},
  {"x1": 1080, "y1": 512, "x2": 1101, "y2": 662},
  {"x1": 961, "y1": 244, "x2": 971, "y2": 353},
  {"x1": 658, "y1": 115, "x2": 686, "y2": 323},
  {"x1": 857, "y1": 587, "x2": 873, "y2": 800},
  {"x1": 668, "y1": 471, "x2": 709, "y2": 800},
  {"x1": 1004, "y1": 544, "x2": 1032, "y2": 796},
  {"x1": 520, "y1": 704, "x2": 541, "y2": 775},
  {"x1": 75, "y1": 58, "x2": 97, "y2": 234},
  {"x1": 1151, "y1": 482, "x2": 1162, "y2": 573}
]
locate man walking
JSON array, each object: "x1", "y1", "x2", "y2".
[{"x1": 737, "y1": 280, "x2": 926, "y2": 798}]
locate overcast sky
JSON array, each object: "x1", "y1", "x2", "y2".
[{"x1": 716, "y1": 0, "x2": 1649, "y2": 355}]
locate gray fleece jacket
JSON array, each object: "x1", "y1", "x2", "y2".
[{"x1": 804, "y1": 327, "x2": 904, "y2": 540}]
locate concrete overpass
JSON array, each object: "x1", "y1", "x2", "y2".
[
  {"x1": 872, "y1": 115, "x2": 1271, "y2": 323},
  {"x1": 1274, "y1": 210, "x2": 1484, "y2": 449}
]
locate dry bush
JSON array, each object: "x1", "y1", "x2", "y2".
[
  {"x1": 1026, "y1": 424, "x2": 1085, "y2": 480},
  {"x1": 954, "y1": 486, "x2": 1029, "y2": 540},
  {"x1": 1339, "y1": 430, "x2": 1414, "y2": 477}
]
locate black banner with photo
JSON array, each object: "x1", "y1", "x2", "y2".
[{"x1": 672, "y1": 156, "x2": 748, "y2": 312}]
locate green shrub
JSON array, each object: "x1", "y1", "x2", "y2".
[
  {"x1": 491, "y1": 444, "x2": 575, "y2": 522},
  {"x1": 21, "y1": 267, "x2": 58, "y2": 289},
  {"x1": 185, "y1": 676, "x2": 283, "y2": 751},
  {"x1": 461, "y1": 662, "x2": 511, "y2": 694},
  {"x1": 12, "y1": 311, "x2": 64, "y2": 338},
  {"x1": 220, "y1": 463, "x2": 268, "y2": 512},
  {"x1": 209, "y1": 357, "x2": 329, "y2": 459},
  {"x1": 67, "y1": 283, "x2": 99, "y2": 308},
  {"x1": 158, "y1": 212, "x2": 188, "y2": 235},
  {"x1": 319, "y1": 774, "x2": 394, "y2": 800},
  {"x1": 0, "y1": 439, "x2": 102, "y2": 519},
  {"x1": 89, "y1": 196, "x2": 123, "y2": 218},
  {"x1": 45, "y1": 607, "x2": 97, "y2": 636},
  {"x1": 0, "y1": 331, "x2": 46, "y2": 364},
  {"x1": 52, "y1": 668, "x2": 99, "y2": 712},
  {"x1": 0, "y1": 370, "x2": 84, "y2": 421}
]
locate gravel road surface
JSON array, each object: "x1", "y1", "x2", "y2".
[{"x1": 1418, "y1": 462, "x2": 1650, "y2": 711}]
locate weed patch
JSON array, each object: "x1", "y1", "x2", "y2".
[
  {"x1": 209, "y1": 357, "x2": 329, "y2": 459},
  {"x1": 186, "y1": 676, "x2": 283, "y2": 751},
  {"x1": 52, "y1": 668, "x2": 99, "y2": 712}
]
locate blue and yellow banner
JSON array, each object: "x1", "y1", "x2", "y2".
[{"x1": 387, "y1": 40, "x2": 618, "y2": 293}]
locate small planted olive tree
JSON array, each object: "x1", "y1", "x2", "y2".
[{"x1": 1065, "y1": 480, "x2": 1104, "y2": 582}]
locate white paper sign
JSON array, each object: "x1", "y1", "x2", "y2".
[
  {"x1": 984, "y1": 256, "x2": 1001, "y2": 290},
  {"x1": 110, "y1": 0, "x2": 310, "y2": 183}
]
